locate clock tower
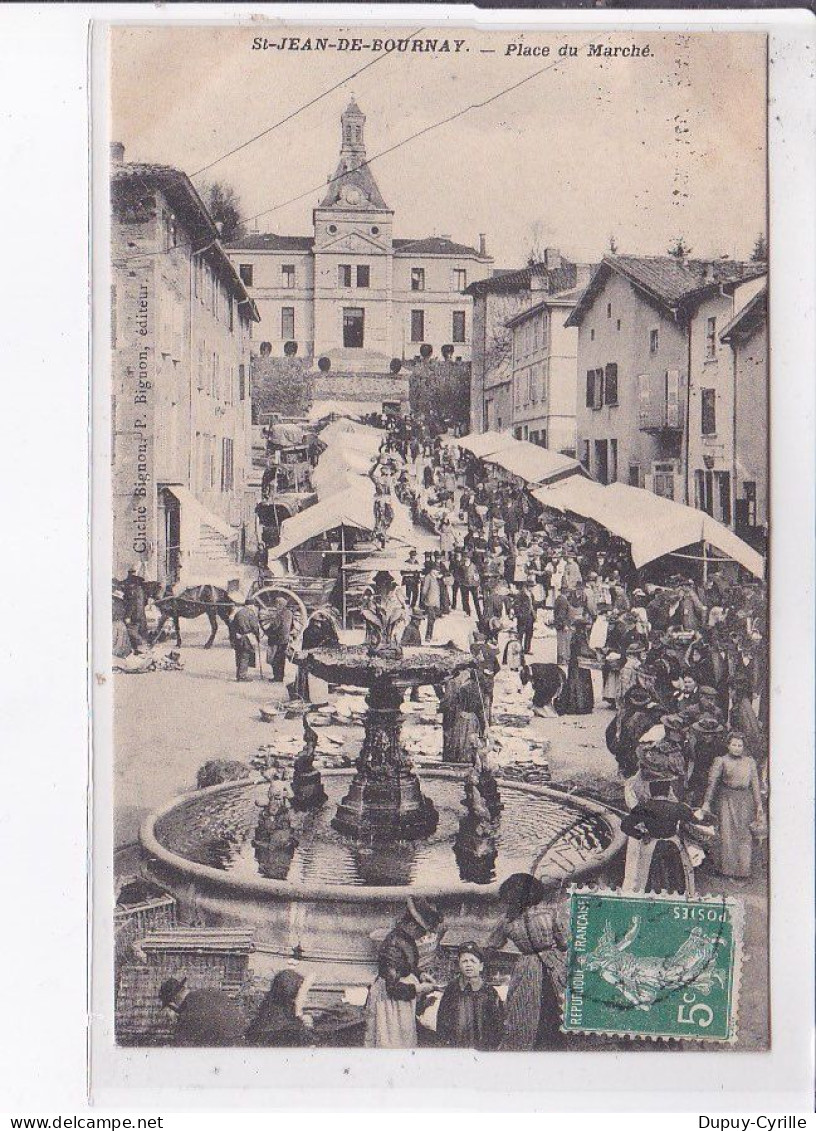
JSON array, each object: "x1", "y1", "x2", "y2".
[{"x1": 312, "y1": 98, "x2": 394, "y2": 368}]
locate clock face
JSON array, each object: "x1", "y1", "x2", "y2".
[{"x1": 342, "y1": 185, "x2": 362, "y2": 206}]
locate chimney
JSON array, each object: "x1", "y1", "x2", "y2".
[
  {"x1": 544, "y1": 247, "x2": 562, "y2": 270},
  {"x1": 110, "y1": 141, "x2": 125, "y2": 165},
  {"x1": 479, "y1": 233, "x2": 487, "y2": 257},
  {"x1": 530, "y1": 268, "x2": 548, "y2": 293},
  {"x1": 574, "y1": 263, "x2": 594, "y2": 290}
]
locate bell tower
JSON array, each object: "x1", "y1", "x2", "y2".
[{"x1": 312, "y1": 98, "x2": 395, "y2": 368}]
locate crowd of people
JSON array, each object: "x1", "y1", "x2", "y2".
[{"x1": 124, "y1": 413, "x2": 770, "y2": 1053}]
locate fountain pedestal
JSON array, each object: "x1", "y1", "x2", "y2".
[{"x1": 332, "y1": 680, "x2": 438, "y2": 841}]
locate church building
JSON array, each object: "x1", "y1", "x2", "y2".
[{"x1": 226, "y1": 99, "x2": 493, "y2": 373}]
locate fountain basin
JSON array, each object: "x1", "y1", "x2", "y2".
[
  {"x1": 140, "y1": 770, "x2": 625, "y2": 972},
  {"x1": 306, "y1": 644, "x2": 473, "y2": 689}
]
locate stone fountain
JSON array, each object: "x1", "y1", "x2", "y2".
[{"x1": 304, "y1": 642, "x2": 472, "y2": 841}]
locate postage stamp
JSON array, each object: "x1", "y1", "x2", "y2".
[{"x1": 562, "y1": 889, "x2": 743, "y2": 1042}]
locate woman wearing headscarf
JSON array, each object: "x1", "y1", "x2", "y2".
[
  {"x1": 245, "y1": 969, "x2": 314, "y2": 1047},
  {"x1": 435, "y1": 943, "x2": 504, "y2": 1051},
  {"x1": 554, "y1": 618, "x2": 595, "y2": 716},
  {"x1": 486, "y1": 874, "x2": 568, "y2": 1050},
  {"x1": 294, "y1": 608, "x2": 340, "y2": 701}
]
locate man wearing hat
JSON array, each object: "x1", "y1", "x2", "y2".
[
  {"x1": 687, "y1": 714, "x2": 727, "y2": 801},
  {"x1": 158, "y1": 975, "x2": 245, "y2": 1047},
  {"x1": 364, "y1": 898, "x2": 444, "y2": 1049},
  {"x1": 228, "y1": 599, "x2": 261, "y2": 682},
  {"x1": 123, "y1": 562, "x2": 149, "y2": 641}
]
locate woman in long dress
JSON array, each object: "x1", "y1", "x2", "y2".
[
  {"x1": 554, "y1": 620, "x2": 595, "y2": 716},
  {"x1": 486, "y1": 874, "x2": 568, "y2": 1051},
  {"x1": 702, "y1": 731, "x2": 765, "y2": 878}
]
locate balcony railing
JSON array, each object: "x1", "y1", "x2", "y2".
[{"x1": 639, "y1": 401, "x2": 685, "y2": 433}]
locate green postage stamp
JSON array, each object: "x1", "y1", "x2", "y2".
[{"x1": 562, "y1": 889, "x2": 744, "y2": 1042}]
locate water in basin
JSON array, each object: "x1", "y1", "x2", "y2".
[{"x1": 153, "y1": 776, "x2": 613, "y2": 889}]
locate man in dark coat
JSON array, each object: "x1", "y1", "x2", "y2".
[
  {"x1": 123, "y1": 565, "x2": 149, "y2": 640},
  {"x1": 228, "y1": 602, "x2": 261, "y2": 682},
  {"x1": 264, "y1": 596, "x2": 294, "y2": 683},
  {"x1": 512, "y1": 583, "x2": 535, "y2": 656},
  {"x1": 159, "y1": 976, "x2": 245, "y2": 1047}
]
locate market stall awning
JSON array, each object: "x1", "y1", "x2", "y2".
[
  {"x1": 451, "y1": 431, "x2": 517, "y2": 459},
  {"x1": 605, "y1": 484, "x2": 765, "y2": 577},
  {"x1": 483, "y1": 440, "x2": 585, "y2": 485},
  {"x1": 532, "y1": 477, "x2": 631, "y2": 536},
  {"x1": 271, "y1": 481, "x2": 375, "y2": 558},
  {"x1": 312, "y1": 447, "x2": 375, "y2": 497}
]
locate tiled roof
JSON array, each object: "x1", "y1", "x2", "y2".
[
  {"x1": 465, "y1": 261, "x2": 579, "y2": 298},
  {"x1": 112, "y1": 162, "x2": 259, "y2": 318},
  {"x1": 225, "y1": 234, "x2": 314, "y2": 252},
  {"x1": 566, "y1": 255, "x2": 765, "y2": 326},
  {"x1": 505, "y1": 287, "x2": 584, "y2": 328},
  {"x1": 225, "y1": 234, "x2": 485, "y2": 257},
  {"x1": 393, "y1": 237, "x2": 484, "y2": 257},
  {"x1": 719, "y1": 286, "x2": 767, "y2": 343}
]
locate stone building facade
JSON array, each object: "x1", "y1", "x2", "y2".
[
  {"x1": 226, "y1": 99, "x2": 493, "y2": 378},
  {"x1": 111, "y1": 146, "x2": 259, "y2": 584},
  {"x1": 466, "y1": 252, "x2": 592, "y2": 437},
  {"x1": 505, "y1": 283, "x2": 585, "y2": 455},
  {"x1": 719, "y1": 286, "x2": 769, "y2": 544},
  {"x1": 567, "y1": 255, "x2": 766, "y2": 519}
]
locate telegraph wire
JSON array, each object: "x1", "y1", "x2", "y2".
[
  {"x1": 114, "y1": 56, "x2": 565, "y2": 264},
  {"x1": 190, "y1": 27, "x2": 426, "y2": 179},
  {"x1": 240, "y1": 56, "x2": 564, "y2": 228}
]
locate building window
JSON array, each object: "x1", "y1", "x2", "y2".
[
  {"x1": 744, "y1": 481, "x2": 757, "y2": 526},
  {"x1": 649, "y1": 328, "x2": 659, "y2": 354},
  {"x1": 484, "y1": 398, "x2": 493, "y2": 429},
  {"x1": 452, "y1": 268, "x2": 467, "y2": 291},
  {"x1": 586, "y1": 368, "x2": 604, "y2": 409},
  {"x1": 607, "y1": 302, "x2": 612, "y2": 319},
  {"x1": 281, "y1": 307, "x2": 295, "y2": 340},
  {"x1": 652, "y1": 462, "x2": 676, "y2": 500},
  {"x1": 238, "y1": 363, "x2": 246, "y2": 402},
  {"x1": 695, "y1": 468, "x2": 731, "y2": 524},
  {"x1": 701, "y1": 388, "x2": 716, "y2": 435},
  {"x1": 514, "y1": 426, "x2": 524, "y2": 440},
  {"x1": 609, "y1": 439, "x2": 618, "y2": 482},
  {"x1": 282, "y1": 264, "x2": 295, "y2": 289},
  {"x1": 452, "y1": 311, "x2": 466, "y2": 343},
  {"x1": 411, "y1": 309, "x2": 425, "y2": 343},
  {"x1": 339, "y1": 264, "x2": 352, "y2": 288},
  {"x1": 590, "y1": 328, "x2": 595, "y2": 342},
  {"x1": 604, "y1": 363, "x2": 619, "y2": 406},
  {"x1": 628, "y1": 463, "x2": 641, "y2": 487},
  {"x1": 220, "y1": 438, "x2": 234, "y2": 492},
  {"x1": 239, "y1": 264, "x2": 253, "y2": 287},
  {"x1": 356, "y1": 264, "x2": 370, "y2": 288},
  {"x1": 343, "y1": 307, "x2": 365, "y2": 349},
  {"x1": 411, "y1": 267, "x2": 425, "y2": 292},
  {"x1": 706, "y1": 316, "x2": 717, "y2": 359},
  {"x1": 541, "y1": 312, "x2": 549, "y2": 350},
  {"x1": 616, "y1": 318, "x2": 621, "y2": 332},
  {"x1": 594, "y1": 440, "x2": 610, "y2": 484}
]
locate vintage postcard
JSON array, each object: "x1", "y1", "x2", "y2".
[{"x1": 103, "y1": 20, "x2": 770, "y2": 1056}]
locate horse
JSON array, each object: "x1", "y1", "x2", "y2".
[{"x1": 151, "y1": 583, "x2": 235, "y2": 648}]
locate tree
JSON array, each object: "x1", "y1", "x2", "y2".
[
  {"x1": 408, "y1": 359, "x2": 471, "y2": 429},
  {"x1": 750, "y1": 233, "x2": 767, "y2": 262},
  {"x1": 667, "y1": 236, "x2": 693, "y2": 260},
  {"x1": 201, "y1": 180, "x2": 244, "y2": 242}
]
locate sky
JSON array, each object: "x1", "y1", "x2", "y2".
[{"x1": 110, "y1": 24, "x2": 767, "y2": 267}]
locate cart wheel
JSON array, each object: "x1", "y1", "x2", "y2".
[{"x1": 249, "y1": 586, "x2": 308, "y2": 638}]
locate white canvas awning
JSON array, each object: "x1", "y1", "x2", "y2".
[
  {"x1": 452, "y1": 431, "x2": 517, "y2": 458},
  {"x1": 605, "y1": 484, "x2": 765, "y2": 577},
  {"x1": 534, "y1": 479, "x2": 764, "y2": 577},
  {"x1": 483, "y1": 440, "x2": 585, "y2": 485},
  {"x1": 271, "y1": 481, "x2": 375, "y2": 558}
]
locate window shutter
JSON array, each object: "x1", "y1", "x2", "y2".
[
  {"x1": 585, "y1": 370, "x2": 594, "y2": 408},
  {"x1": 666, "y1": 369, "x2": 680, "y2": 428}
]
